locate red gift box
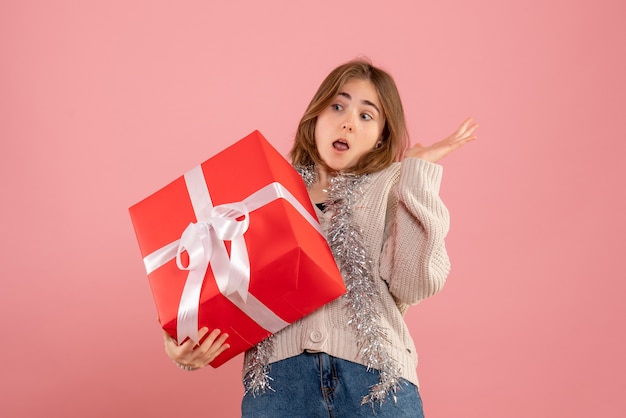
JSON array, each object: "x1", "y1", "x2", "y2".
[{"x1": 129, "y1": 130, "x2": 346, "y2": 367}]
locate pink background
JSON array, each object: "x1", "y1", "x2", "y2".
[{"x1": 2, "y1": 1, "x2": 624, "y2": 417}]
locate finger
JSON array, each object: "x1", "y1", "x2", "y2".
[
  {"x1": 462, "y1": 122, "x2": 479, "y2": 137},
  {"x1": 213, "y1": 332, "x2": 230, "y2": 347},
  {"x1": 460, "y1": 117, "x2": 474, "y2": 129},
  {"x1": 453, "y1": 123, "x2": 478, "y2": 143},
  {"x1": 201, "y1": 332, "x2": 229, "y2": 355},
  {"x1": 198, "y1": 327, "x2": 210, "y2": 341},
  {"x1": 449, "y1": 135, "x2": 477, "y2": 150},
  {"x1": 205, "y1": 335, "x2": 231, "y2": 362},
  {"x1": 171, "y1": 338, "x2": 196, "y2": 358},
  {"x1": 456, "y1": 131, "x2": 477, "y2": 144},
  {"x1": 176, "y1": 336, "x2": 199, "y2": 356},
  {"x1": 454, "y1": 118, "x2": 472, "y2": 134},
  {"x1": 455, "y1": 118, "x2": 477, "y2": 137},
  {"x1": 200, "y1": 328, "x2": 221, "y2": 346},
  {"x1": 199, "y1": 329, "x2": 226, "y2": 353},
  {"x1": 209, "y1": 341, "x2": 231, "y2": 361}
]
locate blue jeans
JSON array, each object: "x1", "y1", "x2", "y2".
[{"x1": 241, "y1": 352, "x2": 424, "y2": 417}]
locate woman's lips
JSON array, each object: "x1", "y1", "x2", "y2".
[{"x1": 332, "y1": 139, "x2": 349, "y2": 151}]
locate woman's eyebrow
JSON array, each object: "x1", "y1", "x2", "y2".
[{"x1": 338, "y1": 92, "x2": 381, "y2": 115}]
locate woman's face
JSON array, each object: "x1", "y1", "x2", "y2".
[{"x1": 314, "y1": 78, "x2": 385, "y2": 173}]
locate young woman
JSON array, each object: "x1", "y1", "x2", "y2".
[{"x1": 164, "y1": 59, "x2": 477, "y2": 417}]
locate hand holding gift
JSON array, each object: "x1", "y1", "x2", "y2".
[{"x1": 163, "y1": 328, "x2": 230, "y2": 371}]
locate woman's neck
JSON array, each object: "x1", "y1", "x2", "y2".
[
  {"x1": 309, "y1": 167, "x2": 332, "y2": 204},
  {"x1": 316, "y1": 168, "x2": 331, "y2": 191}
]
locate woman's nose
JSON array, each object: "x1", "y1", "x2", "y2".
[{"x1": 341, "y1": 115, "x2": 354, "y2": 132}]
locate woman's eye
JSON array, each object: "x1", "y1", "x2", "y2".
[
  {"x1": 361, "y1": 113, "x2": 373, "y2": 121},
  {"x1": 331, "y1": 104, "x2": 343, "y2": 111}
]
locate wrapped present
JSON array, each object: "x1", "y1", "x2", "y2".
[{"x1": 129, "y1": 130, "x2": 346, "y2": 367}]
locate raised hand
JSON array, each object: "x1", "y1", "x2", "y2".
[{"x1": 405, "y1": 117, "x2": 478, "y2": 163}]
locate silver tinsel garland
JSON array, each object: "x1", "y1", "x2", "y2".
[
  {"x1": 242, "y1": 334, "x2": 275, "y2": 397},
  {"x1": 243, "y1": 165, "x2": 401, "y2": 406},
  {"x1": 322, "y1": 170, "x2": 402, "y2": 406}
]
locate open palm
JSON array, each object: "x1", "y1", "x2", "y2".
[{"x1": 405, "y1": 117, "x2": 478, "y2": 163}]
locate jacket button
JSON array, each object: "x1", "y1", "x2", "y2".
[{"x1": 310, "y1": 331, "x2": 323, "y2": 342}]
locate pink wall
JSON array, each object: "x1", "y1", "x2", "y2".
[{"x1": 2, "y1": 1, "x2": 625, "y2": 417}]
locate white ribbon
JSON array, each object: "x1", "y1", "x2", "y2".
[
  {"x1": 175, "y1": 201, "x2": 251, "y2": 343},
  {"x1": 142, "y1": 165, "x2": 322, "y2": 344}
]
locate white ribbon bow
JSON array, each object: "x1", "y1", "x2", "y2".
[{"x1": 175, "y1": 202, "x2": 251, "y2": 343}]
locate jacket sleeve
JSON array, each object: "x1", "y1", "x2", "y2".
[{"x1": 379, "y1": 158, "x2": 451, "y2": 306}]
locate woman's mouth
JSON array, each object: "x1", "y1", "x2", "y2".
[{"x1": 332, "y1": 139, "x2": 349, "y2": 151}]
